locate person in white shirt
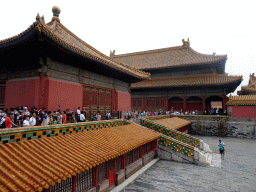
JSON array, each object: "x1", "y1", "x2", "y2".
[
  {"x1": 29, "y1": 112, "x2": 37, "y2": 126},
  {"x1": 24, "y1": 107, "x2": 30, "y2": 116},
  {"x1": 41, "y1": 112, "x2": 51, "y2": 126},
  {"x1": 76, "y1": 107, "x2": 81, "y2": 115},
  {"x1": 0, "y1": 115, "x2": 6, "y2": 127},
  {"x1": 79, "y1": 111, "x2": 85, "y2": 122},
  {"x1": 23, "y1": 116, "x2": 31, "y2": 127},
  {"x1": 96, "y1": 113, "x2": 101, "y2": 121}
]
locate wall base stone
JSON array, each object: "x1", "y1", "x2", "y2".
[
  {"x1": 116, "y1": 169, "x2": 125, "y2": 185},
  {"x1": 188, "y1": 120, "x2": 256, "y2": 138}
]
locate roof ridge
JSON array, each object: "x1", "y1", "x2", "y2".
[
  {"x1": 44, "y1": 22, "x2": 150, "y2": 78},
  {"x1": 147, "y1": 73, "x2": 242, "y2": 81},
  {"x1": 112, "y1": 45, "x2": 185, "y2": 57},
  {"x1": 112, "y1": 45, "x2": 227, "y2": 59}
]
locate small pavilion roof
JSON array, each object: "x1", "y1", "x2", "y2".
[
  {"x1": 227, "y1": 95, "x2": 256, "y2": 106},
  {"x1": 0, "y1": 123, "x2": 160, "y2": 192},
  {"x1": 131, "y1": 73, "x2": 242, "y2": 89},
  {"x1": 152, "y1": 117, "x2": 191, "y2": 131},
  {"x1": 110, "y1": 39, "x2": 227, "y2": 70},
  {"x1": 238, "y1": 73, "x2": 256, "y2": 95},
  {"x1": 0, "y1": 7, "x2": 150, "y2": 80}
]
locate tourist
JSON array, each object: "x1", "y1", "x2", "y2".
[
  {"x1": 79, "y1": 111, "x2": 86, "y2": 122},
  {"x1": 76, "y1": 107, "x2": 81, "y2": 116},
  {"x1": 106, "y1": 112, "x2": 111, "y2": 120},
  {"x1": 71, "y1": 112, "x2": 77, "y2": 123},
  {"x1": 53, "y1": 117, "x2": 58, "y2": 124},
  {"x1": 24, "y1": 107, "x2": 30, "y2": 116},
  {"x1": 29, "y1": 112, "x2": 37, "y2": 126},
  {"x1": 18, "y1": 112, "x2": 25, "y2": 127},
  {"x1": 41, "y1": 111, "x2": 51, "y2": 126},
  {"x1": 0, "y1": 114, "x2": 6, "y2": 128},
  {"x1": 62, "y1": 111, "x2": 67, "y2": 124},
  {"x1": 57, "y1": 105, "x2": 61, "y2": 113},
  {"x1": 218, "y1": 140, "x2": 225, "y2": 159},
  {"x1": 23, "y1": 116, "x2": 31, "y2": 127},
  {"x1": 5, "y1": 113, "x2": 18, "y2": 128},
  {"x1": 96, "y1": 112, "x2": 101, "y2": 121},
  {"x1": 57, "y1": 112, "x2": 62, "y2": 124}
]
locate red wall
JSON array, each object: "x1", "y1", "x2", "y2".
[
  {"x1": 232, "y1": 106, "x2": 256, "y2": 118},
  {"x1": 5, "y1": 78, "x2": 40, "y2": 110},
  {"x1": 47, "y1": 78, "x2": 83, "y2": 112},
  {"x1": 116, "y1": 91, "x2": 131, "y2": 111}
]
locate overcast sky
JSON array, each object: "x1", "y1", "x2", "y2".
[{"x1": 1, "y1": 0, "x2": 255, "y2": 95}]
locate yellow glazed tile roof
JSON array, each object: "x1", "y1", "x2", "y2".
[
  {"x1": 226, "y1": 95, "x2": 256, "y2": 106},
  {"x1": 111, "y1": 39, "x2": 227, "y2": 70},
  {"x1": 0, "y1": 124, "x2": 160, "y2": 192},
  {"x1": 152, "y1": 117, "x2": 191, "y2": 130},
  {"x1": 131, "y1": 73, "x2": 242, "y2": 88}
]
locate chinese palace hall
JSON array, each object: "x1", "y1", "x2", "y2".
[
  {"x1": 111, "y1": 38, "x2": 242, "y2": 113},
  {"x1": 0, "y1": 7, "x2": 150, "y2": 114}
]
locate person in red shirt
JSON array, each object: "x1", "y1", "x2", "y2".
[
  {"x1": 5, "y1": 113, "x2": 18, "y2": 128},
  {"x1": 62, "y1": 111, "x2": 67, "y2": 124}
]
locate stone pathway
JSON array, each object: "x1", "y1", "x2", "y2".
[{"x1": 122, "y1": 136, "x2": 256, "y2": 192}]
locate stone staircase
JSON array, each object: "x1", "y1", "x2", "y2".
[{"x1": 139, "y1": 117, "x2": 221, "y2": 167}]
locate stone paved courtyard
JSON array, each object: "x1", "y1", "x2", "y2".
[{"x1": 122, "y1": 136, "x2": 256, "y2": 192}]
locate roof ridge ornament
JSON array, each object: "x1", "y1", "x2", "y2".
[
  {"x1": 182, "y1": 38, "x2": 190, "y2": 48},
  {"x1": 110, "y1": 50, "x2": 115, "y2": 57},
  {"x1": 52, "y1": 6, "x2": 61, "y2": 22},
  {"x1": 36, "y1": 13, "x2": 45, "y2": 24}
]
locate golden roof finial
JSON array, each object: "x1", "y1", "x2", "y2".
[
  {"x1": 52, "y1": 6, "x2": 61, "y2": 17},
  {"x1": 52, "y1": 6, "x2": 61, "y2": 22}
]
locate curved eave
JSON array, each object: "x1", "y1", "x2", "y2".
[
  {"x1": 0, "y1": 26, "x2": 37, "y2": 49},
  {"x1": 39, "y1": 26, "x2": 149, "y2": 81},
  {"x1": 131, "y1": 78, "x2": 242, "y2": 90},
  {"x1": 141, "y1": 56, "x2": 227, "y2": 70}
]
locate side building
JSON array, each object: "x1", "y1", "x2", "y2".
[
  {"x1": 0, "y1": 7, "x2": 150, "y2": 117},
  {"x1": 227, "y1": 73, "x2": 256, "y2": 119},
  {"x1": 111, "y1": 39, "x2": 242, "y2": 113}
]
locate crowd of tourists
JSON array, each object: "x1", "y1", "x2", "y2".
[{"x1": 0, "y1": 106, "x2": 108, "y2": 129}]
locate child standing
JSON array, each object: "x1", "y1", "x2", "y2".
[{"x1": 218, "y1": 140, "x2": 225, "y2": 159}]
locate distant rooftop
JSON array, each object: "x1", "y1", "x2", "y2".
[{"x1": 110, "y1": 38, "x2": 227, "y2": 70}]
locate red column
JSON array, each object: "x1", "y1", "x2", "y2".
[
  {"x1": 139, "y1": 146, "x2": 143, "y2": 158},
  {"x1": 202, "y1": 96, "x2": 205, "y2": 112},
  {"x1": 142, "y1": 97, "x2": 146, "y2": 111},
  {"x1": 146, "y1": 143, "x2": 149, "y2": 154},
  {"x1": 39, "y1": 75, "x2": 48, "y2": 109},
  {"x1": 164, "y1": 97, "x2": 168, "y2": 111},
  {"x1": 72, "y1": 176, "x2": 76, "y2": 192},
  {"x1": 106, "y1": 161, "x2": 109, "y2": 179},
  {"x1": 183, "y1": 97, "x2": 186, "y2": 113},
  {"x1": 154, "y1": 140, "x2": 158, "y2": 153},
  {"x1": 93, "y1": 166, "x2": 99, "y2": 187},
  {"x1": 223, "y1": 95, "x2": 227, "y2": 110},
  {"x1": 132, "y1": 150, "x2": 134, "y2": 162},
  {"x1": 121, "y1": 155, "x2": 125, "y2": 169}
]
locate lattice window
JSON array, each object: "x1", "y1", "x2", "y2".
[
  {"x1": 142, "y1": 144, "x2": 147, "y2": 156},
  {"x1": 156, "y1": 100, "x2": 160, "y2": 107},
  {"x1": 132, "y1": 99, "x2": 137, "y2": 107},
  {"x1": 76, "y1": 169, "x2": 93, "y2": 192},
  {"x1": 49, "y1": 177, "x2": 73, "y2": 192},
  {"x1": 134, "y1": 147, "x2": 140, "y2": 161},
  {"x1": 137, "y1": 100, "x2": 142, "y2": 107},
  {"x1": 160, "y1": 99, "x2": 164, "y2": 107},
  {"x1": 125, "y1": 151, "x2": 133, "y2": 166},
  {"x1": 98, "y1": 162, "x2": 107, "y2": 183},
  {"x1": 109, "y1": 159, "x2": 115, "y2": 171},
  {"x1": 116, "y1": 156, "x2": 122, "y2": 172}
]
